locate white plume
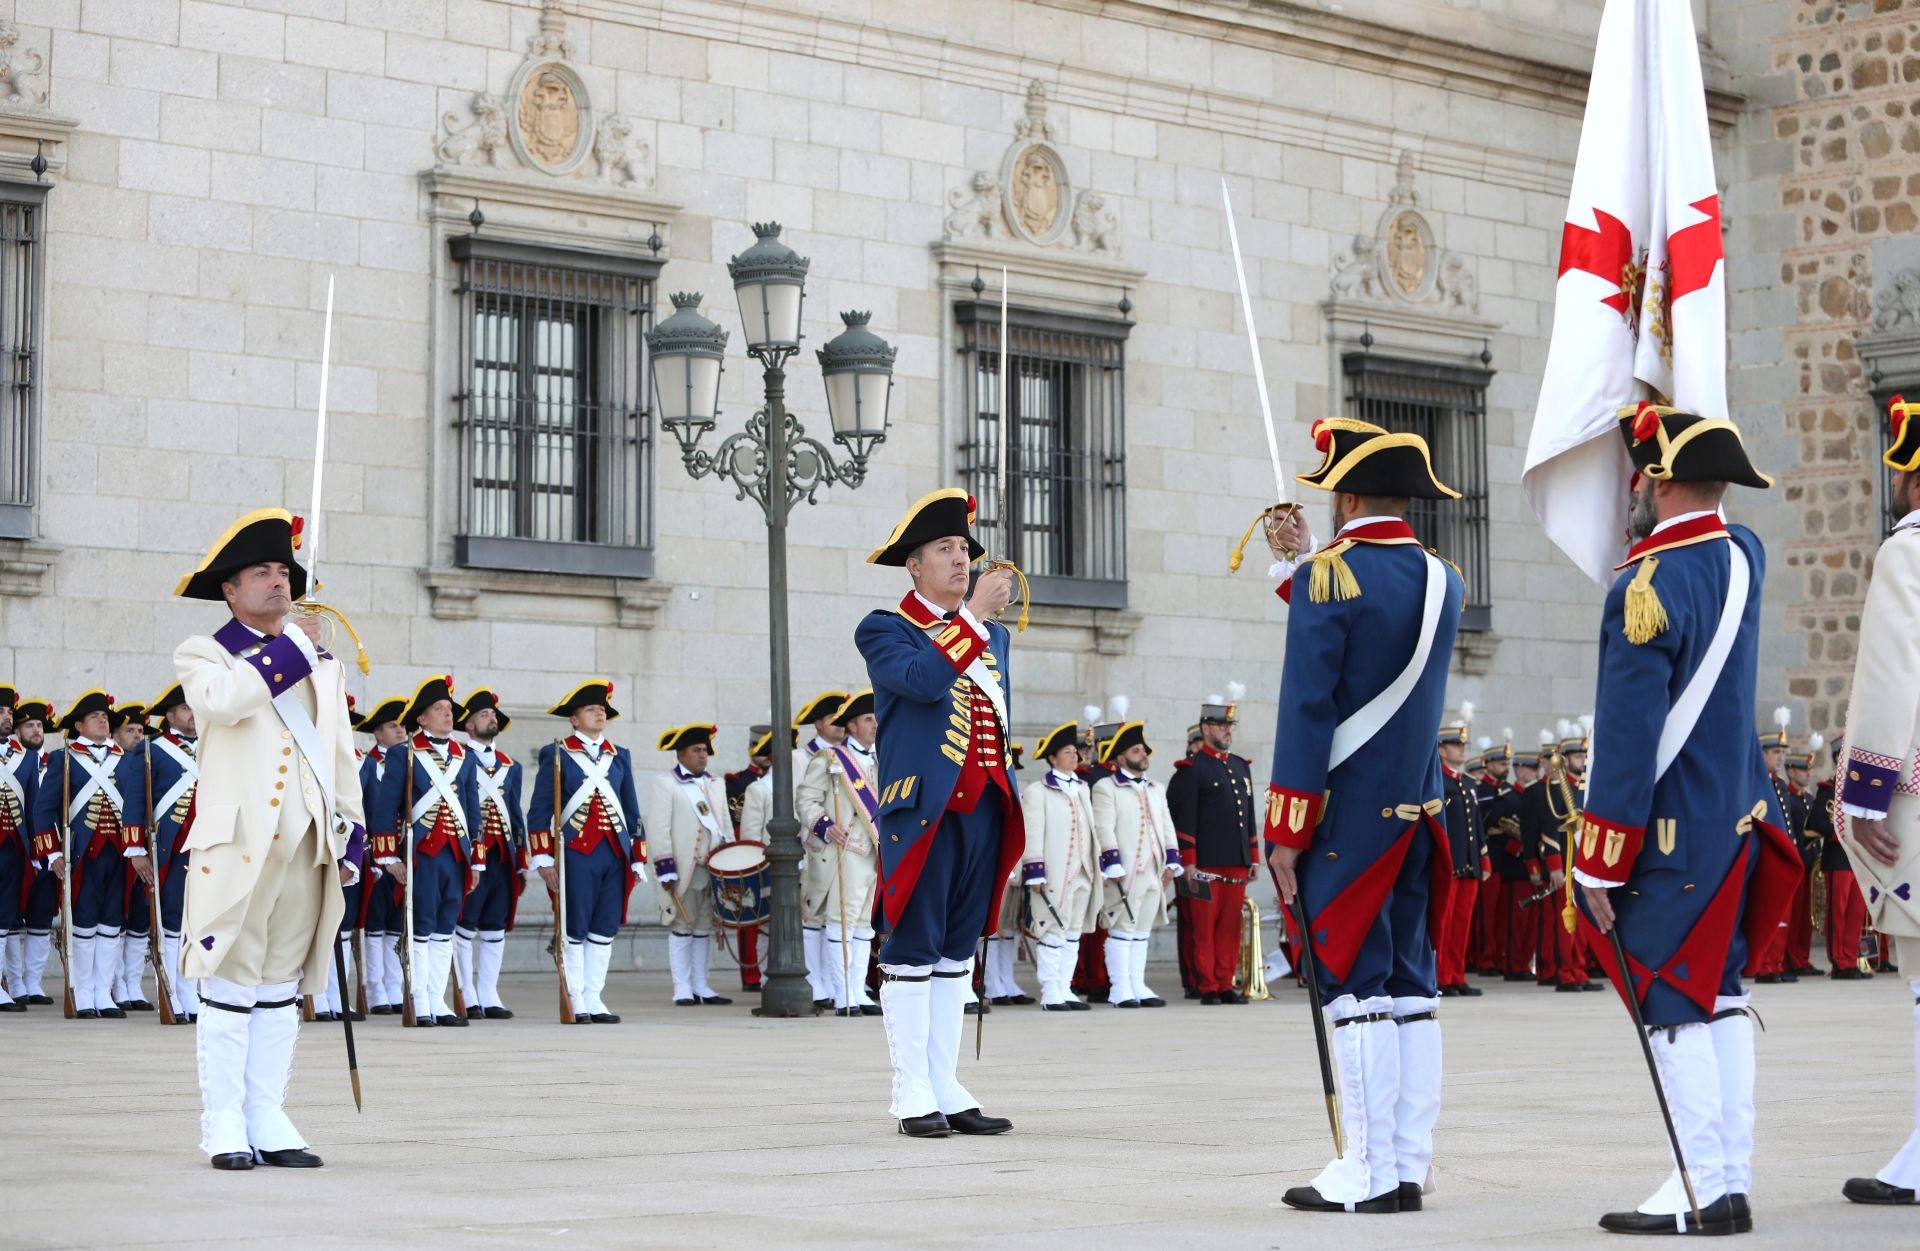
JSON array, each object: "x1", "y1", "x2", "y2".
[
  {"x1": 1808, "y1": 731, "x2": 1825, "y2": 752},
  {"x1": 1502, "y1": 726, "x2": 1514, "y2": 743},
  {"x1": 1539, "y1": 728, "x2": 1556, "y2": 746},
  {"x1": 1227, "y1": 681, "x2": 1246, "y2": 703},
  {"x1": 1082, "y1": 705, "x2": 1102, "y2": 725},
  {"x1": 1459, "y1": 699, "x2": 1476, "y2": 723},
  {"x1": 1476, "y1": 735, "x2": 1492, "y2": 751},
  {"x1": 1206, "y1": 692, "x2": 1224, "y2": 706},
  {"x1": 1557, "y1": 719, "x2": 1573, "y2": 739},
  {"x1": 1110, "y1": 694, "x2": 1130, "y2": 720},
  {"x1": 1578, "y1": 712, "x2": 1594, "y2": 734},
  {"x1": 1773, "y1": 705, "x2": 1791, "y2": 729}
]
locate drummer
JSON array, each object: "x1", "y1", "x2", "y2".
[
  {"x1": 648, "y1": 724, "x2": 735, "y2": 1006},
  {"x1": 796, "y1": 691, "x2": 883, "y2": 1016}
]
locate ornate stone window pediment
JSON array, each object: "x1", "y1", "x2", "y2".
[
  {"x1": 945, "y1": 81, "x2": 1119, "y2": 258},
  {"x1": 1332, "y1": 152, "x2": 1479, "y2": 315}
]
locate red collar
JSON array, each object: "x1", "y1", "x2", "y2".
[
  {"x1": 1441, "y1": 763, "x2": 1459, "y2": 779},
  {"x1": 1333, "y1": 518, "x2": 1417, "y2": 547},
  {"x1": 565, "y1": 735, "x2": 614, "y2": 755},
  {"x1": 897, "y1": 592, "x2": 957, "y2": 629},
  {"x1": 411, "y1": 732, "x2": 463, "y2": 757},
  {"x1": 1198, "y1": 744, "x2": 1231, "y2": 763},
  {"x1": 1615, "y1": 514, "x2": 1728, "y2": 571}
]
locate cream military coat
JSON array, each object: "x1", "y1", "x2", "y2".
[
  {"x1": 1014, "y1": 770, "x2": 1101, "y2": 939},
  {"x1": 1839, "y1": 517, "x2": 1920, "y2": 937},
  {"x1": 1093, "y1": 770, "x2": 1179, "y2": 934},
  {"x1": 175, "y1": 623, "x2": 363, "y2": 990},
  {"x1": 647, "y1": 767, "x2": 732, "y2": 929},
  {"x1": 795, "y1": 741, "x2": 881, "y2": 930}
]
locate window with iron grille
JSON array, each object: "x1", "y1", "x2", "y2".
[
  {"x1": 0, "y1": 181, "x2": 45, "y2": 541},
  {"x1": 1342, "y1": 352, "x2": 1494, "y2": 631},
  {"x1": 955, "y1": 301, "x2": 1130, "y2": 609},
  {"x1": 450, "y1": 236, "x2": 660, "y2": 578}
]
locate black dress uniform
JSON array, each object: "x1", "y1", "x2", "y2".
[
  {"x1": 1437, "y1": 764, "x2": 1485, "y2": 996},
  {"x1": 1476, "y1": 771, "x2": 1526, "y2": 978},
  {"x1": 1169, "y1": 739, "x2": 1258, "y2": 1004}
]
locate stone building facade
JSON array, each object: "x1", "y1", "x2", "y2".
[{"x1": 0, "y1": 0, "x2": 1890, "y2": 781}]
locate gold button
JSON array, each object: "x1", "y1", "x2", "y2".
[
  {"x1": 282, "y1": 731, "x2": 292, "y2": 740},
  {"x1": 201, "y1": 865, "x2": 211, "y2": 874},
  {"x1": 282, "y1": 747, "x2": 292, "y2": 757},
  {"x1": 270, "y1": 798, "x2": 280, "y2": 807},
  {"x1": 275, "y1": 781, "x2": 284, "y2": 791},
  {"x1": 892, "y1": 834, "x2": 900, "y2": 841},
  {"x1": 1326, "y1": 852, "x2": 1339, "y2": 861},
  {"x1": 274, "y1": 834, "x2": 281, "y2": 841},
  {"x1": 242, "y1": 854, "x2": 251, "y2": 863},
  {"x1": 1682, "y1": 884, "x2": 1695, "y2": 893},
  {"x1": 1381, "y1": 808, "x2": 1393, "y2": 818},
  {"x1": 278, "y1": 765, "x2": 288, "y2": 774}
]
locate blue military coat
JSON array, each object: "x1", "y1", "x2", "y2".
[
  {"x1": 857, "y1": 593, "x2": 1025, "y2": 928},
  {"x1": 1575, "y1": 516, "x2": 1799, "y2": 1023},
  {"x1": 1, "y1": 734, "x2": 38, "y2": 860},
  {"x1": 525, "y1": 736, "x2": 644, "y2": 864},
  {"x1": 368, "y1": 735, "x2": 483, "y2": 864},
  {"x1": 1264, "y1": 519, "x2": 1463, "y2": 981},
  {"x1": 124, "y1": 731, "x2": 199, "y2": 884},
  {"x1": 31, "y1": 740, "x2": 136, "y2": 866}
]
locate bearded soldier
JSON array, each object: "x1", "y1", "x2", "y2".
[
  {"x1": 649, "y1": 723, "x2": 734, "y2": 1007},
  {"x1": 1092, "y1": 721, "x2": 1181, "y2": 1009},
  {"x1": 1018, "y1": 722, "x2": 1103, "y2": 1011},
  {"x1": 451, "y1": 688, "x2": 525, "y2": 1020},
  {"x1": 169, "y1": 508, "x2": 365, "y2": 1169},
  {"x1": 857, "y1": 488, "x2": 1021, "y2": 1139},
  {"x1": 1261, "y1": 418, "x2": 1464, "y2": 1215},
  {"x1": 371, "y1": 675, "x2": 483, "y2": 1028},
  {"x1": 527, "y1": 681, "x2": 647, "y2": 1024},
  {"x1": 796, "y1": 691, "x2": 883, "y2": 1016},
  {"x1": 1574, "y1": 405, "x2": 1798, "y2": 1234},
  {"x1": 1836, "y1": 396, "x2": 1920, "y2": 1205}
]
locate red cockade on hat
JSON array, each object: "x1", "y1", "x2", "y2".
[
  {"x1": 1631, "y1": 401, "x2": 1660, "y2": 445},
  {"x1": 289, "y1": 515, "x2": 305, "y2": 549}
]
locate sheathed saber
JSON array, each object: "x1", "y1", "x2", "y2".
[
  {"x1": 1221, "y1": 177, "x2": 1300, "y2": 569},
  {"x1": 1283, "y1": 893, "x2": 1344, "y2": 1157},
  {"x1": 1605, "y1": 921, "x2": 1703, "y2": 1230},
  {"x1": 332, "y1": 937, "x2": 362, "y2": 1111}
]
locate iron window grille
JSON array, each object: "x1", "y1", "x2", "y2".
[
  {"x1": 955, "y1": 301, "x2": 1131, "y2": 610},
  {"x1": 0, "y1": 181, "x2": 44, "y2": 541},
  {"x1": 450, "y1": 236, "x2": 661, "y2": 578},
  {"x1": 1342, "y1": 351, "x2": 1495, "y2": 631}
]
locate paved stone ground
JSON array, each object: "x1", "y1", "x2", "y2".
[{"x1": 5, "y1": 966, "x2": 1917, "y2": 1250}]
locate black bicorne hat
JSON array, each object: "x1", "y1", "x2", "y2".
[
  {"x1": 458, "y1": 687, "x2": 511, "y2": 733},
  {"x1": 1035, "y1": 722, "x2": 1080, "y2": 762},
  {"x1": 550, "y1": 680, "x2": 620, "y2": 720},
  {"x1": 831, "y1": 690, "x2": 875, "y2": 727},
  {"x1": 658, "y1": 723, "x2": 716, "y2": 752},
  {"x1": 1098, "y1": 721, "x2": 1151, "y2": 764},
  {"x1": 175, "y1": 508, "x2": 310, "y2": 601},
  {"x1": 1617, "y1": 403, "x2": 1772, "y2": 489},
  {"x1": 867, "y1": 488, "x2": 986, "y2": 566},
  {"x1": 57, "y1": 690, "x2": 114, "y2": 734},
  {"x1": 1296, "y1": 418, "x2": 1460, "y2": 501},
  {"x1": 402, "y1": 674, "x2": 457, "y2": 731}
]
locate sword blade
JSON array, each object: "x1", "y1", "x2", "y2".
[
  {"x1": 1220, "y1": 177, "x2": 1289, "y2": 504},
  {"x1": 307, "y1": 275, "x2": 335, "y2": 585},
  {"x1": 998, "y1": 267, "x2": 1010, "y2": 553}
]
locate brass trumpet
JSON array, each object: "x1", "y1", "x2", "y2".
[{"x1": 1234, "y1": 897, "x2": 1272, "y2": 1002}]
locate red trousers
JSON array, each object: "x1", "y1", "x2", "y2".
[
  {"x1": 1828, "y1": 869, "x2": 1866, "y2": 970},
  {"x1": 1175, "y1": 894, "x2": 1199, "y2": 992},
  {"x1": 1784, "y1": 874, "x2": 1815, "y2": 970},
  {"x1": 1486, "y1": 879, "x2": 1537, "y2": 976},
  {"x1": 737, "y1": 925, "x2": 761, "y2": 988},
  {"x1": 1538, "y1": 895, "x2": 1589, "y2": 984},
  {"x1": 1439, "y1": 876, "x2": 1479, "y2": 987},
  {"x1": 1185, "y1": 871, "x2": 1249, "y2": 995}
]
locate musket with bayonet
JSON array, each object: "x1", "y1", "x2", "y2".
[{"x1": 1220, "y1": 177, "x2": 1303, "y2": 573}]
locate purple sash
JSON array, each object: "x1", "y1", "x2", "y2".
[{"x1": 828, "y1": 744, "x2": 881, "y2": 826}]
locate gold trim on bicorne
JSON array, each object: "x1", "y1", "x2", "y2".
[
  {"x1": 170, "y1": 507, "x2": 294, "y2": 597},
  {"x1": 1299, "y1": 431, "x2": 1463, "y2": 499},
  {"x1": 1297, "y1": 417, "x2": 1389, "y2": 482},
  {"x1": 864, "y1": 487, "x2": 973, "y2": 565},
  {"x1": 1642, "y1": 418, "x2": 1776, "y2": 487}
]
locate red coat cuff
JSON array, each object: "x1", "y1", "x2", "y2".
[
  {"x1": 529, "y1": 829, "x2": 553, "y2": 857},
  {"x1": 371, "y1": 832, "x2": 399, "y2": 860},
  {"x1": 1571, "y1": 812, "x2": 1643, "y2": 884},
  {"x1": 1263, "y1": 784, "x2": 1323, "y2": 851},
  {"x1": 32, "y1": 830, "x2": 57, "y2": 858},
  {"x1": 929, "y1": 619, "x2": 987, "y2": 672},
  {"x1": 631, "y1": 839, "x2": 648, "y2": 865},
  {"x1": 122, "y1": 825, "x2": 147, "y2": 851}
]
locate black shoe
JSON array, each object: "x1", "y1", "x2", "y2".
[
  {"x1": 744, "y1": 983, "x2": 763, "y2": 993},
  {"x1": 371, "y1": 1004, "x2": 392, "y2": 1015},
  {"x1": 591, "y1": 1012, "x2": 620, "y2": 1024},
  {"x1": 411, "y1": 1015, "x2": 436, "y2": 1027},
  {"x1": 1115, "y1": 999, "x2": 1141, "y2": 1009},
  {"x1": 26, "y1": 993, "x2": 52, "y2": 1005},
  {"x1": 1042, "y1": 1003, "x2": 1076, "y2": 1012},
  {"x1": 1755, "y1": 973, "x2": 1783, "y2": 984},
  {"x1": 1221, "y1": 991, "x2": 1248, "y2": 1005},
  {"x1": 313, "y1": 1010, "x2": 335, "y2": 1022},
  {"x1": 434, "y1": 1014, "x2": 468, "y2": 1027},
  {"x1": 1843, "y1": 1177, "x2": 1917, "y2": 1205},
  {"x1": 122, "y1": 999, "x2": 155, "y2": 1012},
  {"x1": 948, "y1": 1107, "x2": 1012, "y2": 1135},
  {"x1": 813, "y1": 998, "x2": 834, "y2": 1010},
  {"x1": 571, "y1": 1014, "x2": 592, "y2": 1023},
  {"x1": 1140, "y1": 996, "x2": 1168, "y2": 1007},
  {"x1": 1504, "y1": 973, "x2": 1533, "y2": 982},
  {"x1": 1398, "y1": 1181, "x2": 1424, "y2": 1211},
  {"x1": 75, "y1": 1008, "x2": 100, "y2": 1019},
  {"x1": 211, "y1": 1152, "x2": 254, "y2": 1171},
  {"x1": 1582, "y1": 982, "x2": 1604, "y2": 991},
  {"x1": 1008, "y1": 994, "x2": 1035, "y2": 1005},
  {"x1": 859, "y1": 1004, "x2": 882, "y2": 1016},
  {"x1": 699, "y1": 995, "x2": 732, "y2": 1006},
  {"x1": 182, "y1": 1012, "x2": 199, "y2": 1024},
  {"x1": 964, "y1": 1001, "x2": 988, "y2": 1015},
  {"x1": 1792, "y1": 965, "x2": 1820, "y2": 977},
  {"x1": 0, "y1": 1001, "x2": 24, "y2": 1012},
  {"x1": 1065, "y1": 999, "x2": 1090, "y2": 1011},
  {"x1": 1830, "y1": 967, "x2": 1865, "y2": 981},
  {"x1": 467, "y1": 1005, "x2": 486, "y2": 1020},
  {"x1": 99, "y1": 1006, "x2": 126, "y2": 1019},
  {"x1": 1597, "y1": 1193, "x2": 1743, "y2": 1235},
  {"x1": 675, "y1": 998, "x2": 698, "y2": 1006},
  {"x1": 483, "y1": 1007, "x2": 513, "y2": 1019},
  {"x1": 1184, "y1": 988, "x2": 1201, "y2": 999},
  {"x1": 1281, "y1": 1184, "x2": 1400, "y2": 1213},
  {"x1": 835, "y1": 1007, "x2": 863, "y2": 1017},
  {"x1": 898, "y1": 1112, "x2": 951, "y2": 1138},
  {"x1": 1556, "y1": 983, "x2": 1586, "y2": 993},
  {"x1": 1455, "y1": 984, "x2": 1484, "y2": 997},
  {"x1": 1200, "y1": 992, "x2": 1222, "y2": 1005},
  {"x1": 1439, "y1": 985, "x2": 1459, "y2": 997},
  {"x1": 1780, "y1": 971, "x2": 1799, "y2": 983},
  {"x1": 989, "y1": 995, "x2": 1014, "y2": 1005},
  {"x1": 255, "y1": 1147, "x2": 323, "y2": 1168}
]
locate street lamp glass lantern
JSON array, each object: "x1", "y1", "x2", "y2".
[
  {"x1": 646, "y1": 291, "x2": 728, "y2": 441},
  {"x1": 817, "y1": 311, "x2": 896, "y2": 457},
  {"x1": 727, "y1": 221, "x2": 809, "y2": 357}
]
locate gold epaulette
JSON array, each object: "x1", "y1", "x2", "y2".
[
  {"x1": 1622, "y1": 555, "x2": 1668, "y2": 645},
  {"x1": 1427, "y1": 547, "x2": 1464, "y2": 581},
  {"x1": 1306, "y1": 539, "x2": 1362, "y2": 603}
]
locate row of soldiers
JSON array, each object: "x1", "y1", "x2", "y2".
[{"x1": 1427, "y1": 710, "x2": 1894, "y2": 1000}]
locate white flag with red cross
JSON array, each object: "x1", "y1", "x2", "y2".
[{"x1": 1523, "y1": 0, "x2": 1727, "y2": 586}]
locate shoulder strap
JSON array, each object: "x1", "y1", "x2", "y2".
[
  {"x1": 1650, "y1": 541, "x2": 1749, "y2": 783},
  {"x1": 1327, "y1": 552, "x2": 1445, "y2": 770}
]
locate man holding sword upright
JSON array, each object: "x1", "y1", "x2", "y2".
[{"x1": 170, "y1": 508, "x2": 365, "y2": 1170}]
